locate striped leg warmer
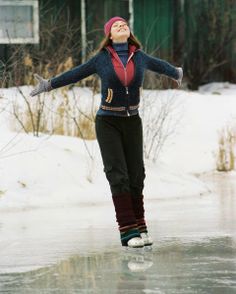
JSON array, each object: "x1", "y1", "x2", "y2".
[
  {"x1": 131, "y1": 194, "x2": 148, "y2": 233},
  {"x1": 112, "y1": 192, "x2": 141, "y2": 246}
]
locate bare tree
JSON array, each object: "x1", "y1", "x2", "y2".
[
  {"x1": 140, "y1": 89, "x2": 183, "y2": 162},
  {"x1": 185, "y1": 0, "x2": 236, "y2": 89}
]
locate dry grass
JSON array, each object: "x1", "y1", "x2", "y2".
[
  {"x1": 216, "y1": 125, "x2": 236, "y2": 171},
  {"x1": 0, "y1": 190, "x2": 6, "y2": 197},
  {"x1": 11, "y1": 85, "x2": 98, "y2": 140},
  {"x1": 9, "y1": 53, "x2": 99, "y2": 139}
]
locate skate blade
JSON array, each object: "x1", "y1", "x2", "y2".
[
  {"x1": 144, "y1": 245, "x2": 153, "y2": 251},
  {"x1": 123, "y1": 247, "x2": 144, "y2": 253}
]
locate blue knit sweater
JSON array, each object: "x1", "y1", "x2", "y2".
[
  {"x1": 96, "y1": 41, "x2": 129, "y2": 116},
  {"x1": 50, "y1": 47, "x2": 180, "y2": 117}
]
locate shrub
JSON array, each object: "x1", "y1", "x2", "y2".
[{"x1": 216, "y1": 124, "x2": 236, "y2": 171}]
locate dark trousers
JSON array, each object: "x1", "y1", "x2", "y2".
[{"x1": 95, "y1": 114, "x2": 146, "y2": 197}]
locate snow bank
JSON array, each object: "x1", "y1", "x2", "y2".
[{"x1": 0, "y1": 82, "x2": 236, "y2": 210}]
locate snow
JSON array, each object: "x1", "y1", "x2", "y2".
[
  {"x1": 0, "y1": 82, "x2": 236, "y2": 210},
  {"x1": 160, "y1": 83, "x2": 236, "y2": 174}
]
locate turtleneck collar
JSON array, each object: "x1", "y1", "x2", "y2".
[{"x1": 112, "y1": 42, "x2": 128, "y2": 51}]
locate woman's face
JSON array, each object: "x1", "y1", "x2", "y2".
[{"x1": 110, "y1": 20, "x2": 130, "y2": 42}]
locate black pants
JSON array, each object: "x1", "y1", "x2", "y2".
[{"x1": 95, "y1": 114, "x2": 146, "y2": 197}]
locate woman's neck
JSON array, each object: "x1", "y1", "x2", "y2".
[
  {"x1": 111, "y1": 37, "x2": 128, "y2": 43},
  {"x1": 112, "y1": 41, "x2": 128, "y2": 44}
]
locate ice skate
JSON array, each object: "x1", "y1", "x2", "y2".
[
  {"x1": 127, "y1": 237, "x2": 144, "y2": 248},
  {"x1": 141, "y1": 232, "x2": 153, "y2": 246}
]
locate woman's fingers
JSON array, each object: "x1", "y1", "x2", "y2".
[
  {"x1": 30, "y1": 74, "x2": 43, "y2": 96},
  {"x1": 176, "y1": 67, "x2": 183, "y2": 87},
  {"x1": 30, "y1": 88, "x2": 39, "y2": 97},
  {"x1": 34, "y1": 73, "x2": 43, "y2": 83}
]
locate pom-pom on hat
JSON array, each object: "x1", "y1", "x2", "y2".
[{"x1": 104, "y1": 16, "x2": 128, "y2": 36}]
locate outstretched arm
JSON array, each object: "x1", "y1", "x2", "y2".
[
  {"x1": 30, "y1": 54, "x2": 98, "y2": 96},
  {"x1": 50, "y1": 54, "x2": 98, "y2": 89},
  {"x1": 141, "y1": 51, "x2": 183, "y2": 86}
]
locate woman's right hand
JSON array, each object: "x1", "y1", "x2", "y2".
[
  {"x1": 30, "y1": 74, "x2": 52, "y2": 97},
  {"x1": 176, "y1": 67, "x2": 183, "y2": 87}
]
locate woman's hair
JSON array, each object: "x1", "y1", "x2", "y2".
[{"x1": 95, "y1": 32, "x2": 142, "y2": 53}]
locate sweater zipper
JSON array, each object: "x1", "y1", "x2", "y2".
[
  {"x1": 121, "y1": 52, "x2": 134, "y2": 115},
  {"x1": 106, "y1": 48, "x2": 135, "y2": 116},
  {"x1": 122, "y1": 52, "x2": 134, "y2": 93}
]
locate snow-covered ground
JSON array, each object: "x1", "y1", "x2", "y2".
[{"x1": 0, "y1": 82, "x2": 236, "y2": 210}]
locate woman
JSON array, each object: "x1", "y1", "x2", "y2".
[{"x1": 30, "y1": 16, "x2": 183, "y2": 248}]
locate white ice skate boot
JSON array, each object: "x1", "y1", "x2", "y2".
[
  {"x1": 127, "y1": 237, "x2": 144, "y2": 248},
  {"x1": 141, "y1": 232, "x2": 153, "y2": 246}
]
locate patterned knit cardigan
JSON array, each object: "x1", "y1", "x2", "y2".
[{"x1": 50, "y1": 47, "x2": 180, "y2": 116}]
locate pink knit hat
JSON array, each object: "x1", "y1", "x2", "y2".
[{"x1": 104, "y1": 16, "x2": 128, "y2": 36}]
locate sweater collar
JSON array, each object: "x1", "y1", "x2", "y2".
[
  {"x1": 111, "y1": 42, "x2": 128, "y2": 51},
  {"x1": 105, "y1": 43, "x2": 139, "y2": 56}
]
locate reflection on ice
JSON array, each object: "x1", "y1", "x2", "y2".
[
  {"x1": 0, "y1": 237, "x2": 236, "y2": 294},
  {"x1": 122, "y1": 246, "x2": 154, "y2": 272},
  {"x1": 0, "y1": 172, "x2": 236, "y2": 293}
]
